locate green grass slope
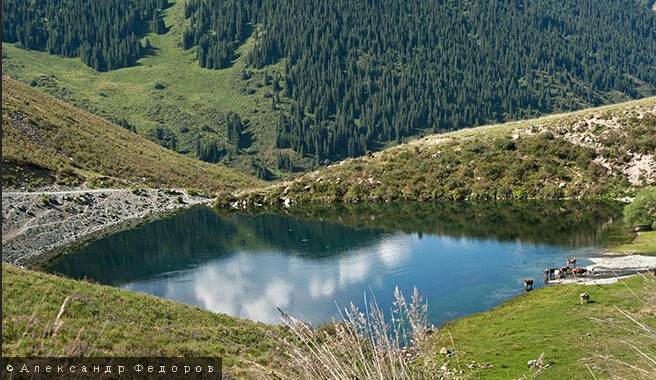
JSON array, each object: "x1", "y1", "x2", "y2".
[
  {"x1": 1, "y1": 0, "x2": 289, "y2": 177},
  {"x1": 609, "y1": 231, "x2": 656, "y2": 255},
  {"x1": 1, "y1": 264, "x2": 286, "y2": 378},
  {"x1": 2, "y1": 77, "x2": 264, "y2": 192},
  {"x1": 223, "y1": 97, "x2": 656, "y2": 206},
  {"x1": 429, "y1": 274, "x2": 656, "y2": 379}
]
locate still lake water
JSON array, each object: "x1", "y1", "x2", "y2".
[{"x1": 45, "y1": 202, "x2": 628, "y2": 326}]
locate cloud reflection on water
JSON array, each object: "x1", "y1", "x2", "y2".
[{"x1": 125, "y1": 233, "x2": 414, "y2": 324}]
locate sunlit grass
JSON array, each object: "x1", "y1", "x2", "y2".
[
  {"x1": 428, "y1": 275, "x2": 656, "y2": 379},
  {"x1": 1, "y1": 264, "x2": 287, "y2": 378},
  {"x1": 609, "y1": 231, "x2": 656, "y2": 255},
  {"x1": 2, "y1": 77, "x2": 262, "y2": 192},
  {"x1": 278, "y1": 287, "x2": 431, "y2": 379}
]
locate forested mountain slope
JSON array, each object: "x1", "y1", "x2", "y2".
[
  {"x1": 222, "y1": 97, "x2": 656, "y2": 205},
  {"x1": 2, "y1": 0, "x2": 169, "y2": 71},
  {"x1": 1, "y1": 77, "x2": 262, "y2": 192},
  {"x1": 3, "y1": 0, "x2": 656, "y2": 177}
]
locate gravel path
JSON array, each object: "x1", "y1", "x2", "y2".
[{"x1": 2, "y1": 188, "x2": 210, "y2": 268}]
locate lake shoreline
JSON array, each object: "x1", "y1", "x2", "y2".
[
  {"x1": 3, "y1": 192, "x2": 646, "y2": 272},
  {"x1": 2, "y1": 188, "x2": 210, "y2": 268},
  {"x1": 545, "y1": 254, "x2": 656, "y2": 286}
]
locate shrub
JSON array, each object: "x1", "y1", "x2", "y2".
[
  {"x1": 624, "y1": 187, "x2": 656, "y2": 230},
  {"x1": 495, "y1": 138, "x2": 517, "y2": 151},
  {"x1": 40, "y1": 194, "x2": 52, "y2": 206}
]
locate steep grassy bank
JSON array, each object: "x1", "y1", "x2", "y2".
[
  {"x1": 2, "y1": 77, "x2": 263, "y2": 192},
  {"x1": 428, "y1": 274, "x2": 656, "y2": 379},
  {"x1": 1, "y1": 264, "x2": 288, "y2": 378},
  {"x1": 222, "y1": 97, "x2": 656, "y2": 206}
]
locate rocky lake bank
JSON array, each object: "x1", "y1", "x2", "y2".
[{"x1": 2, "y1": 188, "x2": 210, "y2": 268}]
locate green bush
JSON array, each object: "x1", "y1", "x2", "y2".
[
  {"x1": 495, "y1": 138, "x2": 517, "y2": 151},
  {"x1": 624, "y1": 187, "x2": 656, "y2": 229}
]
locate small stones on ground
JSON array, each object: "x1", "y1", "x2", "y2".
[
  {"x1": 3, "y1": 188, "x2": 208, "y2": 266},
  {"x1": 466, "y1": 361, "x2": 494, "y2": 370}
]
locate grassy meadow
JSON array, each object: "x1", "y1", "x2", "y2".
[
  {"x1": 608, "y1": 231, "x2": 656, "y2": 255},
  {"x1": 428, "y1": 274, "x2": 656, "y2": 379},
  {"x1": 1, "y1": 264, "x2": 288, "y2": 378}
]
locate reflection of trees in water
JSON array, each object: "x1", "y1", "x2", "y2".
[
  {"x1": 277, "y1": 201, "x2": 630, "y2": 248},
  {"x1": 45, "y1": 202, "x2": 629, "y2": 285},
  {"x1": 44, "y1": 206, "x2": 383, "y2": 284}
]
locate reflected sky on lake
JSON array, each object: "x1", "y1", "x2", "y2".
[{"x1": 122, "y1": 233, "x2": 416, "y2": 324}]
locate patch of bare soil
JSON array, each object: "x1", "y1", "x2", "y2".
[{"x1": 513, "y1": 105, "x2": 656, "y2": 186}]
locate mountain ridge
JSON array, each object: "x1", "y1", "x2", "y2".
[{"x1": 220, "y1": 96, "x2": 656, "y2": 206}]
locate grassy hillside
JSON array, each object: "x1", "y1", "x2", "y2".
[
  {"x1": 222, "y1": 97, "x2": 656, "y2": 206},
  {"x1": 1, "y1": 0, "x2": 292, "y2": 178},
  {"x1": 1, "y1": 77, "x2": 264, "y2": 192},
  {"x1": 1, "y1": 264, "x2": 286, "y2": 378},
  {"x1": 429, "y1": 274, "x2": 656, "y2": 379},
  {"x1": 609, "y1": 231, "x2": 656, "y2": 255}
]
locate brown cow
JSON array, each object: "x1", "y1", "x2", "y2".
[
  {"x1": 567, "y1": 258, "x2": 577, "y2": 267},
  {"x1": 572, "y1": 267, "x2": 587, "y2": 277}
]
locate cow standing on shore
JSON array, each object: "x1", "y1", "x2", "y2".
[
  {"x1": 544, "y1": 268, "x2": 558, "y2": 280},
  {"x1": 572, "y1": 267, "x2": 587, "y2": 277}
]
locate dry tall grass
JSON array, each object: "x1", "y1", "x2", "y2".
[{"x1": 278, "y1": 287, "x2": 432, "y2": 379}]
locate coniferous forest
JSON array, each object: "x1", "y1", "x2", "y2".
[
  {"x1": 3, "y1": 0, "x2": 656, "y2": 166},
  {"x1": 183, "y1": 0, "x2": 656, "y2": 160},
  {"x1": 2, "y1": 0, "x2": 169, "y2": 71}
]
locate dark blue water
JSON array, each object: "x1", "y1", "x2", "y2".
[{"x1": 44, "y1": 202, "x2": 629, "y2": 325}]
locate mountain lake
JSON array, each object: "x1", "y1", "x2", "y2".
[{"x1": 44, "y1": 201, "x2": 631, "y2": 326}]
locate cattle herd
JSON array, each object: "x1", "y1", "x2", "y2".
[
  {"x1": 542, "y1": 258, "x2": 593, "y2": 281},
  {"x1": 523, "y1": 257, "x2": 596, "y2": 295}
]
